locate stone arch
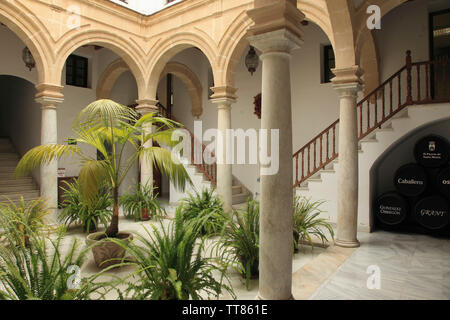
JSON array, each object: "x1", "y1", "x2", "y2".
[
  {"x1": 358, "y1": 31, "x2": 380, "y2": 96},
  {"x1": 146, "y1": 32, "x2": 218, "y2": 101},
  {"x1": 160, "y1": 62, "x2": 203, "y2": 118},
  {"x1": 218, "y1": 1, "x2": 335, "y2": 89},
  {"x1": 353, "y1": 0, "x2": 409, "y2": 92},
  {"x1": 354, "y1": 0, "x2": 409, "y2": 64},
  {"x1": 0, "y1": 2, "x2": 52, "y2": 85},
  {"x1": 55, "y1": 29, "x2": 146, "y2": 96},
  {"x1": 96, "y1": 58, "x2": 130, "y2": 99},
  {"x1": 326, "y1": 0, "x2": 358, "y2": 68}
]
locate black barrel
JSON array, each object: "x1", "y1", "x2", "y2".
[
  {"x1": 374, "y1": 192, "x2": 409, "y2": 226},
  {"x1": 436, "y1": 166, "x2": 450, "y2": 199},
  {"x1": 414, "y1": 195, "x2": 450, "y2": 230},
  {"x1": 394, "y1": 163, "x2": 428, "y2": 197},
  {"x1": 414, "y1": 134, "x2": 450, "y2": 168}
]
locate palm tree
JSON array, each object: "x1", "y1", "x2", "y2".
[{"x1": 15, "y1": 99, "x2": 191, "y2": 237}]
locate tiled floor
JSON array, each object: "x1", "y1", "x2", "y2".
[{"x1": 309, "y1": 231, "x2": 450, "y2": 300}]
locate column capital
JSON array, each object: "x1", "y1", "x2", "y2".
[
  {"x1": 247, "y1": 0, "x2": 304, "y2": 41},
  {"x1": 210, "y1": 86, "x2": 238, "y2": 106},
  {"x1": 35, "y1": 83, "x2": 64, "y2": 108},
  {"x1": 135, "y1": 99, "x2": 159, "y2": 115},
  {"x1": 332, "y1": 66, "x2": 364, "y2": 97}
]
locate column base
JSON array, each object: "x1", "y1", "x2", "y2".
[
  {"x1": 256, "y1": 292, "x2": 295, "y2": 300},
  {"x1": 334, "y1": 238, "x2": 360, "y2": 248}
]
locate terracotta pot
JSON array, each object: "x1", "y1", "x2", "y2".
[
  {"x1": 86, "y1": 232, "x2": 133, "y2": 269},
  {"x1": 141, "y1": 208, "x2": 151, "y2": 221}
]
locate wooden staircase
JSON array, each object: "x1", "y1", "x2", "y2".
[
  {"x1": 293, "y1": 51, "x2": 450, "y2": 189},
  {"x1": 0, "y1": 138, "x2": 40, "y2": 204},
  {"x1": 157, "y1": 109, "x2": 252, "y2": 205}
]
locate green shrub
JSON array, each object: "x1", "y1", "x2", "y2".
[
  {"x1": 112, "y1": 210, "x2": 235, "y2": 300},
  {"x1": 0, "y1": 227, "x2": 112, "y2": 300},
  {"x1": 177, "y1": 188, "x2": 226, "y2": 237},
  {"x1": 216, "y1": 198, "x2": 259, "y2": 289},
  {"x1": 59, "y1": 179, "x2": 112, "y2": 233},
  {"x1": 119, "y1": 183, "x2": 166, "y2": 221},
  {"x1": 0, "y1": 197, "x2": 49, "y2": 247},
  {"x1": 293, "y1": 196, "x2": 334, "y2": 251}
]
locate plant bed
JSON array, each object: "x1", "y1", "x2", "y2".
[{"x1": 86, "y1": 231, "x2": 133, "y2": 269}]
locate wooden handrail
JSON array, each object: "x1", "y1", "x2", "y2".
[
  {"x1": 293, "y1": 50, "x2": 450, "y2": 188},
  {"x1": 158, "y1": 105, "x2": 217, "y2": 185}
]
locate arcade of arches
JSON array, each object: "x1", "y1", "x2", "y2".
[{"x1": 1, "y1": 0, "x2": 450, "y2": 300}]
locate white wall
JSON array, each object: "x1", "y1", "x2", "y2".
[{"x1": 375, "y1": 0, "x2": 430, "y2": 82}]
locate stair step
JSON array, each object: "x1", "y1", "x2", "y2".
[
  {"x1": 0, "y1": 159, "x2": 19, "y2": 166},
  {"x1": 0, "y1": 153, "x2": 19, "y2": 160},
  {"x1": 0, "y1": 184, "x2": 38, "y2": 193},
  {"x1": 232, "y1": 185, "x2": 242, "y2": 195},
  {"x1": 0, "y1": 190, "x2": 40, "y2": 197},
  {"x1": 0, "y1": 177, "x2": 33, "y2": 185},
  {"x1": 361, "y1": 138, "x2": 378, "y2": 143},
  {"x1": 232, "y1": 192, "x2": 250, "y2": 205},
  {"x1": 0, "y1": 166, "x2": 17, "y2": 172}
]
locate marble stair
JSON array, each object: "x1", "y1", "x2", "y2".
[{"x1": 0, "y1": 138, "x2": 40, "y2": 205}]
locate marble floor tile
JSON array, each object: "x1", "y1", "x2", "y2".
[{"x1": 310, "y1": 230, "x2": 450, "y2": 300}]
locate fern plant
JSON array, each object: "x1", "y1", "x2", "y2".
[
  {"x1": 0, "y1": 225, "x2": 112, "y2": 300},
  {"x1": 293, "y1": 196, "x2": 334, "y2": 251},
  {"x1": 177, "y1": 188, "x2": 226, "y2": 237},
  {"x1": 215, "y1": 198, "x2": 259, "y2": 289},
  {"x1": 0, "y1": 197, "x2": 49, "y2": 247},
  {"x1": 119, "y1": 183, "x2": 166, "y2": 221},
  {"x1": 59, "y1": 179, "x2": 112, "y2": 233},
  {"x1": 111, "y1": 209, "x2": 235, "y2": 300}
]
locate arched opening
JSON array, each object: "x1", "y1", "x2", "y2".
[
  {"x1": 0, "y1": 75, "x2": 41, "y2": 203},
  {"x1": 370, "y1": 116, "x2": 450, "y2": 235},
  {"x1": 0, "y1": 20, "x2": 45, "y2": 204},
  {"x1": 154, "y1": 47, "x2": 214, "y2": 204},
  {"x1": 57, "y1": 44, "x2": 140, "y2": 199}
]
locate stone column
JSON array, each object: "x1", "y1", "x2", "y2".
[
  {"x1": 35, "y1": 84, "x2": 64, "y2": 224},
  {"x1": 247, "y1": 0, "x2": 304, "y2": 301},
  {"x1": 332, "y1": 67, "x2": 363, "y2": 248},
  {"x1": 210, "y1": 86, "x2": 237, "y2": 213},
  {"x1": 136, "y1": 99, "x2": 159, "y2": 189}
]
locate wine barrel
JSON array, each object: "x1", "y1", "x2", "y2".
[
  {"x1": 414, "y1": 134, "x2": 450, "y2": 168},
  {"x1": 436, "y1": 166, "x2": 450, "y2": 199},
  {"x1": 394, "y1": 163, "x2": 428, "y2": 197},
  {"x1": 373, "y1": 192, "x2": 409, "y2": 226},
  {"x1": 414, "y1": 196, "x2": 450, "y2": 230}
]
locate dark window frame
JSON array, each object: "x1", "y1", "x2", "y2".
[
  {"x1": 66, "y1": 54, "x2": 89, "y2": 88},
  {"x1": 323, "y1": 45, "x2": 335, "y2": 84}
]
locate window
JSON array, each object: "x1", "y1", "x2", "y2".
[
  {"x1": 322, "y1": 45, "x2": 335, "y2": 83},
  {"x1": 208, "y1": 66, "x2": 214, "y2": 99},
  {"x1": 66, "y1": 54, "x2": 89, "y2": 88}
]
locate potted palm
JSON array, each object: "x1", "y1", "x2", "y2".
[
  {"x1": 119, "y1": 182, "x2": 165, "y2": 221},
  {"x1": 14, "y1": 99, "x2": 191, "y2": 268}
]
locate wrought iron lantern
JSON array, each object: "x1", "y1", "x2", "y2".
[
  {"x1": 245, "y1": 46, "x2": 259, "y2": 75},
  {"x1": 22, "y1": 47, "x2": 35, "y2": 71}
]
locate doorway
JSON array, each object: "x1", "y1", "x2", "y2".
[{"x1": 429, "y1": 9, "x2": 450, "y2": 99}]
